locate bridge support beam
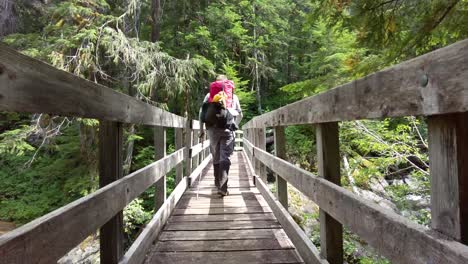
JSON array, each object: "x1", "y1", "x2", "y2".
[
  {"x1": 175, "y1": 127, "x2": 184, "y2": 184},
  {"x1": 274, "y1": 126, "x2": 288, "y2": 208},
  {"x1": 185, "y1": 119, "x2": 193, "y2": 184},
  {"x1": 254, "y1": 128, "x2": 267, "y2": 182},
  {"x1": 428, "y1": 113, "x2": 468, "y2": 244},
  {"x1": 154, "y1": 126, "x2": 166, "y2": 212},
  {"x1": 316, "y1": 122, "x2": 343, "y2": 264},
  {"x1": 99, "y1": 121, "x2": 124, "y2": 264}
]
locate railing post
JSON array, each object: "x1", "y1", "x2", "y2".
[
  {"x1": 154, "y1": 126, "x2": 166, "y2": 212},
  {"x1": 316, "y1": 122, "x2": 343, "y2": 264},
  {"x1": 274, "y1": 126, "x2": 288, "y2": 208},
  {"x1": 254, "y1": 128, "x2": 266, "y2": 181},
  {"x1": 99, "y1": 121, "x2": 124, "y2": 264},
  {"x1": 175, "y1": 127, "x2": 184, "y2": 184},
  {"x1": 193, "y1": 128, "x2": 200, "y2": 168},
  {"x1": 185, "y1": 119, "x2": 193, "y2": 184},
  {"x1": 428, "y1": 113, "x2": 468, "y2": 244}
]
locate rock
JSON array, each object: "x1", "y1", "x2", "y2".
[{"x1": 58, "y1": 235, "x2": 99, "y2": 264}]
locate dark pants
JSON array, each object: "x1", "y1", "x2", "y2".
[{"x1": 208, "y1": 128, "x2": 234, "y2": 192}]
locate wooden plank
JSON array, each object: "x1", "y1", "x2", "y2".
[
  {"x1": 274, "y1": 126, "x2": 288, "y2": 208},
  {"x1": 0, "y1": 44, "x2": 186, "y2": 127},
  {"x1": 176, "y1": 200, "x2": 269, "y2": 209},
  {"x1": 164, "y1": 220, "x2": 281, "y2": 231},
  {"x1": 428, "y1": 113, "x2": 468, "y2": 243},
  {"x1": 243, "y1": 150, "x2": 325, "y2": 264},
  {"x1": 183, "y1": 189, "x2": 260, "y2": 196},
  {"x1": 191, "y1": 139, "x2": 210, "y2": 157},
  {"x1": 154, "y1": 239, "x2": 294, "y2": 252},
  {"x1": 119, "y1": 176, "x2": 188, "y2": 264},
  {"x1": 99, "y1": 121, "x2": 124, "y2": 264},
  {"x1": 244, "y1": 138, "x2": 468, "y2": 264},
  {"x1": 145, "y1": 250, "x2": 303, "y2": 264},
  {"x1": 159, "y1": 229, "x2": 289, "y2": 241},
  {"x1": 254, "y1": 128, "x2": 267, "y2": 181},
  {"x1": 0, "y1": 148, "x2": 184, "y2": 264},
  {"x1": 243, "y1": 39, "x2": 468, "y2": 129},
  {"x1": 175, "y1": 128, "x2": 184, "y2": 184},
  {"x1": 187, "y1": 154, "x2": 212, "y2": 186},
  {"x1": 316, "y1": 123, "x2": 343, "y2": 264},
  {"x1": 185, "y1": 119, "x2": 193, "y2": 177},
  {"x1": 154, "y1": 126, "x2": 166, "y2": 211},
  {"x1": 172, "y1": 206, "x2": 272, "y2": 215},
  {"x1": 169, "y1": 213, "x2": 276, "y2": 222}
]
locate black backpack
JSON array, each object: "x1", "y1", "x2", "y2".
[{"x1": 200, "y1": 84, "x2": 237, "y2": 130}]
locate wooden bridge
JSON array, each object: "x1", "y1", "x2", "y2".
[{"x1": 1, "y1": 39, "x2": 468, "y2": 264}]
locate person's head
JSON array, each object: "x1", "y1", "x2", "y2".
[{"x1": 216, "y1": 74, "x2": 227, "y2": 81}]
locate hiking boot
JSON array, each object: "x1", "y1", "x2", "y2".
[{"x1": 218, "y1": 190, "x2": 229, "y2": 197}]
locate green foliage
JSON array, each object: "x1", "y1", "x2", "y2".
[
  {"x1": 0, "y1": 123, "x2": 98, "y2": 224},
  {"x1": 123, "y1": 198, "x2": 152, "y2": 240}
]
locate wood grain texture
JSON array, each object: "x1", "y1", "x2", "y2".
[
  {"x1": 244, "y1": 151, "x2": 325, "y2": 264},
  {"x1": 0, "y1": 148, "x2": 184, "y2": 264},
  {"x1": 0, "y1": 44, "x2": 186, "y2": 127},
  {"x1": 243, "y1": 39, "x2": 468, "y2": 129},
  {"x1": 164, "y1": 220, "x2": 281, "y2": 231},
  {"x1": 428, "y1": 113, "x2": 468, "y2": 243},
  {"x1": 154, "y1": 126, "x2": 166, "y2": 211},
  {"x1": 119, "y1": 177, "x2": 188, "y2": 264},
  {"x1": 99, "y1": 121, "x2": 124, "y2": 264},
  {"x1": 153, "y1": 239, "x2": 294, "y2": 252},
  {"x1": 175, "y1": 128, "x2": 184, "y2": 184},
  {"x1": 244, "y1": 138, "x2": 468, "y2": 264},
  {"x1": 274, "y1": 126, "x2": 288, "y2": 208},
  {"x1": 316, "y1": 123, "x2": 343, "y2": 264},
  {"x1": 145, "y1": 250, "x2": 303, "y2": 264},
  {"x1": 168, "y1": 213, "x2": 277, "y2": 222}
]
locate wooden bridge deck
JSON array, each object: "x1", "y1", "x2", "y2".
[{"x1": 144, "y1": 152, "x2": 304, "y2": 264}]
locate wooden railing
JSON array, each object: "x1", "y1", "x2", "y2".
[
  {"x1": 0, "y1": 43, "x2": 211, "y2": 264},
  {"x1": 242, "y1": 39, "x2": 468, "y2": 264}
]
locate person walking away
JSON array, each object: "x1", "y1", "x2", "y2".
[{"x1": 200, "y1": 75, "x2": 242, "y2": 197}]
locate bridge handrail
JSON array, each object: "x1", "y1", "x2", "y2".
[
  {"x1": 0, "y1": 44, "x2": 211, "y2": 263},
  {"x1": 242, "y1": 38, "x2": 468, "y2": 264},
  {"x1": 243, "y1": 39, "x2": 468, "y2": 129}
]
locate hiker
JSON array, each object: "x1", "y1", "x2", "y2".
[{"x1": 200, "y1": 75, "x2": 242, "y2": 197}]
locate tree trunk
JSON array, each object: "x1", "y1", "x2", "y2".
[{"x1": 151, "y1": 0, "x2": 161, "y2": 42}]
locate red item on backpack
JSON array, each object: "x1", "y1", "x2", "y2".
[{"x1": 208, "y1": 80, "x2": 234, "y2": 108}]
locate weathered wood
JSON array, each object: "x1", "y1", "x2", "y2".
[
  {"x1": 187, "y1": 154, "x2": 212, "y2": 186},
  {"x1": 159, "y1": 229, "x2": 289, "y2": 241},
  {"x1": 145, "y1": 250, "x2": 303, "y2": 264},
  {"x1": 172, "y1": 206, "x2": 272, "y2": 215},
  {"x1": 254, "y1": 175, "x2": 327, "y2": 264},
  {"x1": 243, "y1": 148, "x2": 325, "y2": 264},
  {"x1": 154, "y1": 126, "x2": 166, "y2": 211},
  {"x1": 254, "y1": 128, "x2": 266, "y2": 181},
  {"x1": 175, "y1": 128, "x2": 184, "y2": 183},
  {"x1": 119, "y1": 176, "x2": 188, "y2": 264},
  {"x1": 243, "y1": 39, "x2": 468, "y2": 129},
  {"x1": 244, "y1": 138, "x2": 468, "y2": 264},
  {"x1": 0, "y1": 44, "x2": 186, "y2": 127},
  {"x1": 190, "y1": 139, "x2": 210, "y2": 158},
  {"x1": 164, "y1": 220, "x2": 281, "y2": 231},
  {"x1": 169, "y1": 213, "x2": 276, "y2": 222},
  {"x1": 99, "y1": 121, "x2": 124, "y2": 264},
  {"x1": 176, "y1": 199, "x2": 269, "y2": 208},
  {"x1": 316, "y1": 123, "x2": 343, "y2": 264},
  {"x1": 154, "y1": 239, "x2": 294, "y2": 252},
  {"x1": 0, "y1": 148, "x2": 184, "y2": 264},
  {"x1": 428, "y1": 113, "x2": 468, "y2": 243},
  {"x1": 192, "y1": 129, "x2": 200, "y2": 167},
  {"x1": 274, "y1": 126, "x2": 288, "y2": 208},
  {"x1": 184, "y1": 120, "x2": 193, "y2": 179}
]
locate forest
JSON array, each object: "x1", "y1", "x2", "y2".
[{"x1": 1, "y1": 0, "x2": 467, "y2": 263}]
